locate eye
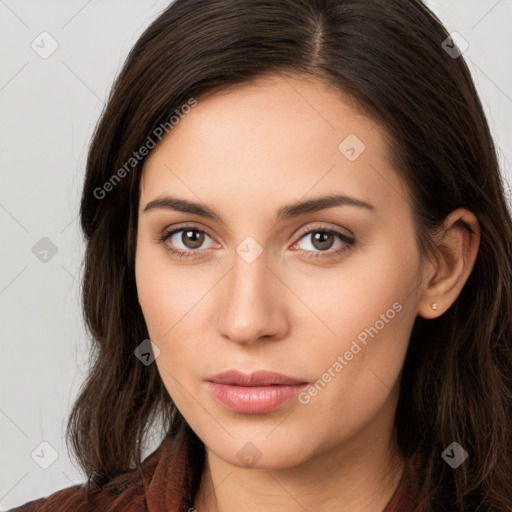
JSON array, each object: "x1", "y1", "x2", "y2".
[
  {"x1": 157, "y1": 223, "x2": 355, "y2": 260},
  {"x1": 158, "y1": 225, "x2": 217, "y2": 258},
  {"x1": 291, "y1": 225, "x2": 355, "y2": 259}
]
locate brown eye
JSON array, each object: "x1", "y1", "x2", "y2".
[
  {"x1": 292, "y1": 226, "x2": 355, "y2": 260},
  {"x1": 310, "y1": 231, "x2": 336, "y2": 251},
  {"x1": 158, "y1": 226, "x2": 217, "y2": 258},
  {"x1": 180, "y1": 229, "x2": 205, "y2": 249}
]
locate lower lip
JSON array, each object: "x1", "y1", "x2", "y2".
[{"x1": 206, "y1": 382, "x2": 308, "y2": 414}]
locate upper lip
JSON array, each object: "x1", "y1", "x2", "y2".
[{"x1": 206, "y1": 370, "x2": 307, "y2": 386}]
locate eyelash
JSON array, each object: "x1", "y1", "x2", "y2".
[{"x1": 157, "y1": 223, "x2": 355, "y2": 260}]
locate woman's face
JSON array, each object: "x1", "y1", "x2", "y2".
[{"x1": 135, "y1": 74, "x2": 428, "y2": 469}]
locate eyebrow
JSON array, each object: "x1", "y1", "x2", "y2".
[{"x1": 143, "y1": 194, "x2": 375, "y2": 223}]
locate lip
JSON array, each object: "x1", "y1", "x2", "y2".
[
  {"x1": 207, "y1": 369, "x2": 307, "y2": 386},
  {"x1": 206, "y1": 370, "x2": 308, "y2": 414}
]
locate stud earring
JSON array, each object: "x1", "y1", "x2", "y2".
[{"x1": 432, "y1": 303, "x2": 438, "y2": 310}]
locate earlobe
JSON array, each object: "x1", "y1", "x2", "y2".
[
  {"x1": 417, "y1": 208, "x2": 480, "y2": 319},
  {"x1": 417, "y1": 301, "x2": 440, "y2": 320}
]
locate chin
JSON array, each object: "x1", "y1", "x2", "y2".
[{"x1": 201, "y1": 431, "x2": 317, "y2": 470}]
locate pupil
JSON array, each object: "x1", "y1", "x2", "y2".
[
  {"x1": 313, "y1": 231, "x2": 333, "y2": 250},
  {"x1": 183, "y1": 230, "x2": 203, "y2": 248}
]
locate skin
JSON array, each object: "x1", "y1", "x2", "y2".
[{"x1": 135, "y1": 74, "x2": 480, "y2": 511}]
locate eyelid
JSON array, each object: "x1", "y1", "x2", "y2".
[
  {"x1": 293, "y1": 222, "x2": 354, "y2": 241},
  {"x1": 159, "y1": 222, "x2": 217, "y2": 240},
  {"x1": 157, "y1": 221, "x2": 355, "y2": 258},
  {"x1": 158, "y1": 221, "x2": 353, "y2": 245}
]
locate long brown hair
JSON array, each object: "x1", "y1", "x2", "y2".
[{"x1": 68, "y1": 0, "x2": 512, "y2": 509}]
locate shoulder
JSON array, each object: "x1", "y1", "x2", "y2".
[
  {"x1": 6, "y1": 439, "x2": 168, "y2": 512},
  {"x1": 6, "y1": 475, "x2": 150, "y2": 512},
  {"x1": 6, "y1": 484, "x2": 91, "y2": 512}
]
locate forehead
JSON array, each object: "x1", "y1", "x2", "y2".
[{"x1": 140, "y1": 74, "x2": 408, "y2": 215}]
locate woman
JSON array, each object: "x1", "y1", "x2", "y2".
[{"x1": 9, "y1": 0, "x2": 512, "y2": 510}]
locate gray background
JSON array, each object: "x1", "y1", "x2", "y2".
[{"x1": 1, "y1": 0, "x2": 511, "y2": 508}]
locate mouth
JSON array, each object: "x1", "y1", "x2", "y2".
[{"x1": 205, "y1": 370, "x2": 309, "y2": 414}]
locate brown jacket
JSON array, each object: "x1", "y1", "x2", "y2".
[{"x1": 8, "y1": 433, "x2": 429, "y2": 512}]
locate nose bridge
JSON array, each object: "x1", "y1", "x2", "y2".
[{"x1": 217, "y1": 243, "x2": 283, "y2": 344}]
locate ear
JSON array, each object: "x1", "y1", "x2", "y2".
[{"x1": 417, "y1": 208, "x2": 480, "y2": 319}]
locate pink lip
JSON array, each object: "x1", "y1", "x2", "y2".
[{"x1": 206, "y1": 370, "x2": 308, "y2": 414}]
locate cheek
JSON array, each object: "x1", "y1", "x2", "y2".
[
  {"x1": 135, "y1": 236, "x2": 180, "y2": 360},
  {"x1": 135, "y1": 239, "x2": 205, "y2": 339},
  {"x1": 135, "y1": 240, "x2": 217, "y2": 403},
  {"x1": 291, "y1": 232, "x2": 420, "y2": 399},
  {"x1": 289, "y1": 230, "x2": 420, "y2": 346},
  {"x1": 135, "y1": 245, "x2": 200, "y2": 409},
  {"x1": 135, "y1": 253, "x2": 169, "y2": 339}
]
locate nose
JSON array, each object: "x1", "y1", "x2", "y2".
[{"x1": 216, "y1": 249, "x2": 289, "y2": 345}]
